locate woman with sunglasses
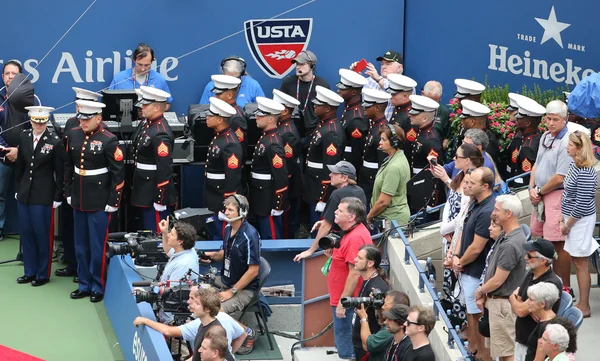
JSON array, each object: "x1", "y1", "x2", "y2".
[{"x1": 559, "y1": 131, "x2": 599, "y2": 317}]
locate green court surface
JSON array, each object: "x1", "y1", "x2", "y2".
[
  {"x1": 0, "y1": 236, "x2": 124, "y2": 361},
  {"x1": 236, "y1": 334, "x2": 283, "y2": 360}
]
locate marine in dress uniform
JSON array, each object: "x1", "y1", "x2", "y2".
[
  {"x1": 273, "y1": 89, "x2": 303, "y2": 238},
  {"x1": 387, "y1": 73, "x2": 417, "y2": 134},
  {"x1": 499, "y1": 93, "x2": 534, "y2": 180},
  {"x1": 505, "y1": 96, "x2": 544, "y2": 186},
  {"x1": 303, "y1": 86, "x2": 345, "y2": 227},
  {"x1": 406, "y1": 95, "x2": 445, "y2": 213},
  {"x1": 56, "y1": 87, "x2": 103, "y2": 280},
  {"x1": 204, "y1": 97, "x2": 244, "y2": 240},
  {"x1": 65, "y1": 100, "x2": 125, "y2": 302},
  {"x1": 250, "y1": 97, "x2": 289, "y2": 239},
  {"x1": 357, "y1": 88, "x2": 391, "y2": 205},
  {"x1": 336, "y1": 69, "x2": 368, "y2": 173},
  {"x1": 130, "y1": 86, "x2": 176, "y2": 232},
  {"x1": 211, "y1": 75, "x2": 250, "y2": 159},
  {"x1": 458, "y1": 100, "x2": 498, "y2": 159},
  {"x1": 15, "y1": 106, "x2": 64, "y2": 286},
  {"x1": 447, "y1": 79, "x2": 486, "y2": 158}
]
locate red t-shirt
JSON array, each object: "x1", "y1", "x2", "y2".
[{"x1": 328, "y1": 224, "x2": 373, "y2": 306}]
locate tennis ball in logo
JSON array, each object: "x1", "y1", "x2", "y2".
[{"x1": 284, "y1": 50, "x2": 296, "y2": 59}]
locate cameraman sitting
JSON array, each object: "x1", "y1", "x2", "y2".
[
  {"x1": 350, "y1": 245, "x2": 391, "y2": 361},
  {"x1": 156, "y1": 218, "x2": 200, "y2": 324}
]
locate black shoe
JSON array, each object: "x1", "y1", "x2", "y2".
[
  {"x1": 55, "y1": 267, "x2": 77, "y2": 277},
  {"x1": 17, "y1": 275, "x2": 35, "y2": 284},
  {"x1": 90, "y1": 292, "x2": 104, "y2": 303},
  {"x1": 32, "y1": 278, "x2": 50, "y2": 287},
  {"x1": 70, "y1": 289, "x2": 91, "y2": 299},
  {"x1": 73, "y1": 276, "x2": 79, "y2": 283}
]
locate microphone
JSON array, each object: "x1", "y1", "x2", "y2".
[
  {"x1": 298, "y1": 70, "x2": 303, "y2": 74},
  {"x1": 132, "y1": 281, "x2": 152, "y2": 287},
  {"x1": 107, "y1": 231, "x2": 128, "y2": 241},
  {"x1": 218, "y1": 211, "x2": 243, "y2": 223}
]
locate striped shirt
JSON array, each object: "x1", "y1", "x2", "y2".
[{"x1": 561, "y1": 162, "x2": 598, "y2": 219}]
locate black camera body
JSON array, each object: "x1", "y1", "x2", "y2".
[
  {"x1": 135, "y1": 283, "x2": 193, "y2": 315},
  {"x1": 341, "y1": 288, "x2": 386, "y2": 309},
  {"x1": 318, "y1": 232, "x2": 343, "y2": 250},
  {"x1": 106, "y1": 231, "x2": 169, "y2": 266}
]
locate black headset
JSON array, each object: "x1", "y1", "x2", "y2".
[
  {"x1": 232, "y1": 194, "x2": 249, "y2": 218},
  {"x1": 221, "y1": 56, "x2": 247, "y2": 76},
  {"x1": 387, "y1": 123, "x2": 400, "y2": 149}
]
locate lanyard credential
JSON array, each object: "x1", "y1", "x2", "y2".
[{"x1": 296, "y1": 75, "x2": 315, "y2": 112}]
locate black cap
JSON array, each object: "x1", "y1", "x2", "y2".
[
  {"x1": 523, "y1": 238, "x2": 557, "y2": 259},
  {"x1": 376, "y1": 50, "x2": 403, "y2": 64},
  {"x1": 382, "y1": 304, "x2": 409, "y2": 321}
]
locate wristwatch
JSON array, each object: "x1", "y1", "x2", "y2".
[
  {"x1": 231, "y1": 287, "x2": 238, "y2": 295},
  {"x1": 535, "y1": 186, "x2": 543, "y2": 197}
]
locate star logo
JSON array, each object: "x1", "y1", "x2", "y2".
[{"x1": 535, "y1": 6, "x2": 571, "y2": 48}]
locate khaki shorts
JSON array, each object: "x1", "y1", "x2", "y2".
[
  {"x1": 214, "y1": 277, "x2": 256, "y2": 314},
  {"x1": 530, "y1": 189, "x2": 565, "y2": 242},
  {"x1": 486, "y1": 297, "x2": 516, "y2": 358}
]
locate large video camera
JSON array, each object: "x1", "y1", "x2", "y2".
[
  {"x1": 106, "y1": 231, "x2": 168, "y2": 266},
  {"x1": 341, "y1": 288, "x2": 386, "y2": 309},
  {"x1": 318, "y1": 232, "x2": 343, "y2": 250}
]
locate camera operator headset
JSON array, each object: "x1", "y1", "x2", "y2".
[{"x1": 202, "y1": 194, "x2": 261, "y2": 312}]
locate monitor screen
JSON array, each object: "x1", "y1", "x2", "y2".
[{"x1": 101, "y1": 89, "x2": 139, "y2": 123}]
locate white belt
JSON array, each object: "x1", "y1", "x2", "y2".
[
  {"x1": 74, "y1": 167, "x2": 108, "y2": 176},
  {"x1": 136, "y1": 162, "x2": 157, "y2": 171},
  {"x1": 307, "y1": 161, "x2": 323, "y2": 169},
  {"x1": 251, "y1": 172, "x2": 272, "y2": 180},
  {"x1": 413, "y1": 167, "x2": 424, "y2": 174},
  {"x1": 363, "y1": 161, "x2": 378, "y2": 169},
  {"x1": 344, "y1": 146, "x2": 352, "y2": 152},
  {"x1": 206, "y1": 172, "x2": 225, "y2": 180}
]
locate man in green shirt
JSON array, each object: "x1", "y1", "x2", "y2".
[{"x1": 355, "y1": 290, "x2": 410, "y2": 361}]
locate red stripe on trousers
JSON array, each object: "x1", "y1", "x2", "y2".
[
  {"x1": 283, "y1": 211, "x2": 289, "y2": 239},
  {"x1": 155, "y1": 210, "x2": 161, "y2": 233},
  {"x1": 47, "y1": 208, "x2": 55, "y2": 278},
  {"x1": 268, "y1": 216, "x2": 276, "y2": 240},
  {"x1": 100, "y1": 214, "x2": 112, "y2": 286}
]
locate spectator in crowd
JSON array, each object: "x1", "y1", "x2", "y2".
[
  {"x1": 422, "y1": 81, "x2": 451, "y2": 147},
  {"x1": 381, "y1": 305, "x2": 413, "y2": 361},
  {"x1": 199, "y1": 326, "x2": 234, "y2": 361},
  {"x1": 537, "y1": 324, "x2": 571, "y2": 361},
  {"x1": 294, "y1": 161, "x2": 366, "y2": 261},
  {"x1": 199, "y1": 56, "x2": 265, "y2": 108},
  {"x1": 528, "y1": 100, "x2": 571, "y2": 294},
  {"x1": 366, "y1": 124, "x2": 410, "y2": 227},
  {"x1": 403, "y1": 306, "x2": 437, "y2": 361},
  {"x1": 279, "y1": 50, "x2": 329, "y2": 138},
  {"x1": 328, "y1": 197, "x2": 373, "y2": 360},
  {"x1": 351, "y1": 245, "x2": 391, "y2": 361},
  {"x1": 442, "y1": 128, "x2": 496, "y2": 178},
  {"x1": 559, "y1": 131, "x2": 599, "y2": 318},
  {"x1": 109, "y1": 43, "x2": 173, "y2": 107},
  {"x1": 356, "y1": 290, "x2": 411, "y2": 361},
  {"x1": 523, "y1": 282, "x2": 560, "y2": 361},
  {"x1": 350, "y1": 50, "x2": 404, "y2": 120},
  {"x1": 452, "y1": 167, "x2": 495, "y2": 360},
  {"x1": 544, "y1": 317, "x2": 577, "y2": 361},
  {"x1": 475, "y1": 194, "x2": 527, "y2": 361},
  {"x1": 510, "y1": 238, "x2": 562, "y2": 361}
]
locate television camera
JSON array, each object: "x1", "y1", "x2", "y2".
[{"x1": 106, "y1": 231, "x2": 168, "y2": 267}]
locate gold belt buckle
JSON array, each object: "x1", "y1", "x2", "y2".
[{"x1": 79, "y1": 169, "x2": 87, "y2": 176}]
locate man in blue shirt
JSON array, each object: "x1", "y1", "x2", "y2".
[
  {"x1": 108, "y1": 43, "x2": 173, "y2": 108},
  {"x1": 199, "y1": 56, "x2": 264, "y2": 109}
]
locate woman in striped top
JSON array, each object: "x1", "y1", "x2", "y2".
[{"x1": 559, "y1": 131, "x2": 599, "y2": 317}]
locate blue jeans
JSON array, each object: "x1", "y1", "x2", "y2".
[
  {"x1": 0, "y1": 162, "x2": 14, "y2": 234},
  {"x1": 331, "y1": 306, "x2": 355, "y2": 359}
]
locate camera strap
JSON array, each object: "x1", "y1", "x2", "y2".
[{"x1": 359, "y1": 271, "x2": 378, "y2": 296}]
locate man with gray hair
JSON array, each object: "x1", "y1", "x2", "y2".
[
  {"x1": 475, "y1": 194, "x2": 527, "y2": 361},
  {"x1": 509, "y1": 238, "x2": 562, "y2": 361},
  {"x1": 442, "y1": 128, "x2": 496, "y2": 178},
  {"x1": 422, "y1": 80, "x2": 451, "y2": 147},
  {"x1": 539, "y1": 324, "x2": 570, "y2": 361},
  {"x1": 528, "y1": 100, "x2": 571, "y2": 293},
  {"x1": 199, "y1": 56, "x2": 265, "y2": 108}
]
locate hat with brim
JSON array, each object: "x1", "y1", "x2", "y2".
[
  {"x1": 382, "y1": 305, "x2": 409, "y2": 321},
  {"x1": 459, "y1": 100, "x2": 490, "y2": 119},
  {"x1": 454, "y1": 79, "x2": 485, "y2": 99},
  {"x1": 211, "y1": 74, "x2": 241, "y2": 94},
  {"x1": 25, "y1": 106, "x2": 55, "y2": 124},
  {"x1": 76, "y1": 100, "x2": 105, "y2": 120},
  {"x1": 408, "y1": 95, "x2": 439, "y2": 115},
  {"x1": 523, "y1": 238, "x2": 557, "y2": 260},
  {"x1": 326, "y1": 161, "x2": 357, "y2": 180},
  {"x1": 376, "y1": 50, "x2": 403, "y2": 64}
]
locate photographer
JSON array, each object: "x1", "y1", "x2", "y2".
[
  {"x1": 328, "y1": 197, "x2": 373, "y2": 360},
  {"x1": 350, "y1": 245, "x2": 391, "y2": 361},
  {"x1": 383, "y1": 305, "x2": 413, "y2": 361},
  {"x1": 356, "y1": 290, "x2": 410, "y2": 361},
  {"x1": 155, "y1": 218, "x2": 200, "y2": 323},
  {"x1": 134, "y1": 287, "x2": 245, "y2": 361}
]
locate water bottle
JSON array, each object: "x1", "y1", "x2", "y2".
[
  {"x1": 463, "y1": 341, "x2": 472, "y2": 361},
  {"x1": 429, "y1": 274, "x2": 437, "y2": 294}
]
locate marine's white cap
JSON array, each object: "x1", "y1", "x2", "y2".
[
  {"x1": 136, "y1": 86, "x2": 171, "y2": 105},
  {"x1": 273, "y1": 89, "x2": 300, "y2": 109},
  {"x1": 76, "y1": 100, "x2": 106, "y2": 119},
  {"x1": 25, "y1": 106, "x2": 55, "y2": 123},
  {"x1": 336, "y1": 69, "x2": 368, "y2": 89},
  {"x1": 208, "y1": 97, "x2": 236, "y2": 118},
  {"x1": 386, "y1": 74, "x2": 417, "y2": 94},
  {"x1": 454, "y1": 79, "x2": 485, "y2": 98},
  {"x1": 72, "y1": 87, "x2": 102, "y2": 102},
  {"x1": 507, "y1": 93, "x2": 531, "y2": 112},
  {"x1": 255, "y1": 96, "x2": 285, "y2": 116},
  {"x1": 515, "y1": 97, "x2": 546, "y2": 118},
  {"x1": 408, "y1": 95, "x2": 439, "y2": 115},
  {"x1": 312, "y1": 85, "x2": 344, "y2": 107},
  {"x1": 211, "y1": 75, "x2": 241, "y2": 93},
  {"x1": 361, "y1": 88, "x2": 391, "y2": 107},
  {"x1": 459, "y1": 100, "x2": 490, "y2": 118}
]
